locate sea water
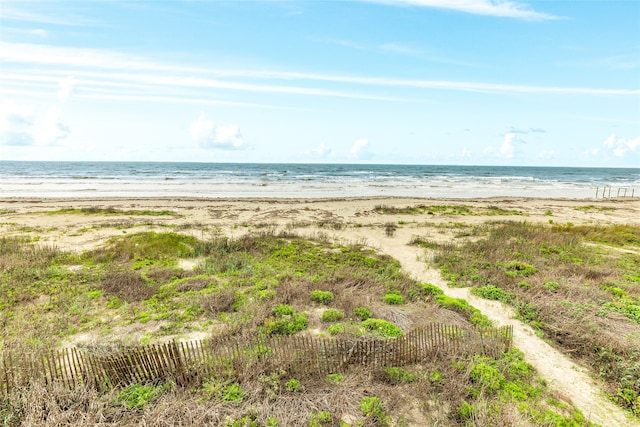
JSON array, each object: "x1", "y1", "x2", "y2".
[{"x1": 0, "y1": 161, "x2": 638, "y2": 199}]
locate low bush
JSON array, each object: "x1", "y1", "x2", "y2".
[
  {"x1": 361, "y1": 318, "x2": 403, "y2": 337},
  {"x1": 382, "y1": 292, "x2": 406, "y2": 305},
  {"x1": 310, "y1": 290, "x2": 334, "y2": 304},
  {"x1": 353, "y1": 306, "x2": 372, "y2": 320},
  {"x1": 321, "y1": 309, "x2": 343, "y2": 322},
  {"x1": 385, "y1": 367, "x2": 414, "y2": 384}
]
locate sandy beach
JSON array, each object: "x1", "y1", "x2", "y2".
[
  {"x1": 2, "y1": 196, "x2": 639, "y2": 252},
  {"x1": 2, "y1": 196, "x2": 640, "y2": 426}
]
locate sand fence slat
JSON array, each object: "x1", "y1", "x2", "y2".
[{"x1": 1, "y1": 323, "x2": 513, "y2": 394}]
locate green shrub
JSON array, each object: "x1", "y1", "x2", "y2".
[
  {"x1": 385, "y1": 367, "x2": 414, "y2": 384},
  {"x1": 408, "y1": 282, "x2": 443, "y2": 301},
  {"x1": 472, "y1": 285, "x2": 512, "y2": 302},
  {"x1": 434, "y1": 294, "x2": 492, "y2": 327},
  {"x1": 360, "y1": 396, "x2": 390, "y2": 425},
  {"x1": 311, "y1": 290, "x2": 334, "y2": 304},
  {"x1": 327, "y1": 323, "x2": 344, "y2": 335},
  {"x1": 273, "y1": 304, "x2": 294, "y2": 316},
  {"x1": 221, "y1": 383, "x2": 246, "y2": 403},
  {"x1": 500, "y1": 261, "x2": 537, "y2": 277},
  {"x1": 264, "y1": 312, "x2": 308, "y2": 335},
  {"x1": 361, "y1": 318, "x2": 403, "y2": 337},
  {"x1": 285, "y1": 378, "x2": 300, "y2": 392},
  {"x1": 457, "y1": 402, "x2": 474, "y2": 421},
  {"x1": 543, "y1": 281, "x2": 560, "y2": 292},
  {"x1": 321, "y1": 309, "x2": 344, "y2": 322},
  {"x1": 382, "y1": 292, "x2": 406, "y2": 305},
  {"x1": 117, "y1": 383, "x2": 169, "y2": 410},
  {"x1": 309, "y1": 411, "x2": 332, "y2": 427},
  {"x1": 353, "y1": 306, "x2": 372, "y2": 320},
  {"x1": 326, "y1": 373, "x2": 344, "y2": 383}
]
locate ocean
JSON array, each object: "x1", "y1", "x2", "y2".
[{"x1": 0, "y1": 161, "x2": 638, "y2": 199}]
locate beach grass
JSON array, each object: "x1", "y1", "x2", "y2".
[
  {"x1": 432, "y1": 221, "x2": 640, "y2": 415},
  {"x1": 0, "y1": 225, "x2": 599, "y2": 426}
]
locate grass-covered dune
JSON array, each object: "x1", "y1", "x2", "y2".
[{"x1": 1, "y1": 229, "x2": 595, "y2": 426}]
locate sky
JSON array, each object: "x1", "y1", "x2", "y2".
[{"x1": 0, "y1": 0, "x2": 639, "y2": 167}]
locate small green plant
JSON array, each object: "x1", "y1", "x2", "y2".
[
  {"x1": 264, "y1": 312, "x2": 308, "y2": 335},
  {"x1": 326, "y1": 373, "x2": 344, "y2": 383},
  {"x1": 457, "y1": 402, "x2": 474, "y2": 421},
  {"x1": 500, "y1": 261, "x2": 537, "y2": 278},
  {"x1": 360, "y1": 396, "x2": 390, "y2": 425},
  {"x1": 382, "y1": 292, "x2": 406, "y2": 305},
  {"x1": 273, "y1": 304, "x2": 295, "y2": 316},
  {"x1": 385, "y1": 367, "x2": 414, "y2": 384},
  {"x1": 309, "y1": 411, "x2": 332, "y2": 427},
  {"x1": 321, "y1": 309, "x2": 344, "y2": 322},
  {"x1": 472, "y1": 285, "x2": 512, "y2": 303},
  {"x1": 408, "y1": 282, "x2": 443, "y2": 301},
  {"x1": 285, "y1": 378, "x2": 300, "y2": 392},
  {"x1": 221, "y1": 382, "x2": 246, "y2": 403},
  {"x1": 353, "y1": 306, "x2": 372, "y2": 320},
  {"x1": 429, "y1": 369, "x2": 444, "y2": 385},
  {"x1": 361, "y1": 318, "x2": 403, "y2": 337},
  {"x1": 543, "y1": 281, "x2": 560, "y2": 292},
  {"x1": 311, "y1": 290, "x2": 334, "y2": 304},
  {"x1": 117, "y1": 383, "x2": 169, "y2": 410}
]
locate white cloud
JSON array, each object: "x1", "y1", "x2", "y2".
[
  {"x1": 189, "y1": 113, "x2": 245, "y2": 149},
  {"x1": 484, "y1": 132, "x2": 520, "y2": 159},
  {"x1": 3, "y1": 42, "x2": 638, "y2": 103},
  {"x1": 351, "y1": 138, "x2": 373, "y2": 159},
  {"x1": 57, "y1": 76, "x2": 76, "y2": 102},
  {"x1": 0, "y1": 101, "x2": 70, "y2": 146},
  {"x1": 538, "y1": 150, "x2": 556, "y2": 160},
  {"x1": 461, "y1": 147, "x2": 472, "y2": 158},
  {"x1": 307, "y1": 144, "x2": 333, "y2": 158},
  {"x1": 369, "y1": 0, "x2": 558, "y2": 20},
  {"x1": 580, "y1": 147, "x2": 600, "y2": 160},
  {"x1": 0, "y1": 100, "x2": 35, "y2": 146},
  {"x1": 36, "y1": 106, "x2": 70, "y2": 145},
  {"x1": 603, "y1": 133, "x2": 640, "y2": 158}
]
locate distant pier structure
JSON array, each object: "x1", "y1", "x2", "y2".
[{"x1": 595, "y1": 186, "x2": 637, "y2": 199}]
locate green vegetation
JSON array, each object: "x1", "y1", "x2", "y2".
[
  {"x1": 310, "y1": 290, "x2": 334, "y2": 304},
  {"x1": 352, "y1": 306, "x2": 372, "y2": 320},
  {"x1": 384, "y1": 367, "x2": 414, "y2": 384},
  {"x1": 117, "y1": 383, "x2": 170, "y2": 410},
  {"x1": 374, "y1": 204, "x2": 524, "y2": 216},
  {"x1": 360, "y1": 396, "x2": 390, "y2": 425},
  {"x1": 382, "y1": 291, "x2": 406, "y2": 305},
  {"x1": 0, "y1": 222, "x2": 608, "y2": 425},
  {"x1": 361, "y1": 318, "x2": 403, "y2": 337},
  {"x1": 433, "y1": 220, "x2": 640, "y2": 415},
  {"x1": 321, "y1": 308, "x2": 343, "y2": 322}
]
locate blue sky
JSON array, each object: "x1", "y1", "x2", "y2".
[{"x1": 1, "y1": 0, "x2": 639, "y2": 166}]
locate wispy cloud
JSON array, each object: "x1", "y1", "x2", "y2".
[
  {"x1": 2, "y1": 41, "x2": 638, "y2": 110},
  {"x1": 364, "y1": 0, "x2": 559, "y2": 20},
  {"x1": 1, "y1": 4, "x2": 94, "y2": 26}
]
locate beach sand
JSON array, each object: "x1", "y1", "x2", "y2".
[
  {"x1": 2, "y1": 196, "x2": 640, "y2": 426},
  {"x1": 2, "y1": 196, "x2": 639, "y2": 252}
]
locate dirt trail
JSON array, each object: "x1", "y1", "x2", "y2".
[{"x1": 365, "y1": 233, "x2": 638, "y2": 427}]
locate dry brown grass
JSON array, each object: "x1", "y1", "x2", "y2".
[{"x1": 101, "y1": 270, "x2": 157, "y2": 302}]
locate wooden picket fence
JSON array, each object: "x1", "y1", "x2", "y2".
[{"x1": 1, "y1": 324, "x2": 512, "y2": 394}]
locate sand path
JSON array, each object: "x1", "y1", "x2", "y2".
[{"x1": 359, "y1": 232, "x2": 638, "y2": 427}]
